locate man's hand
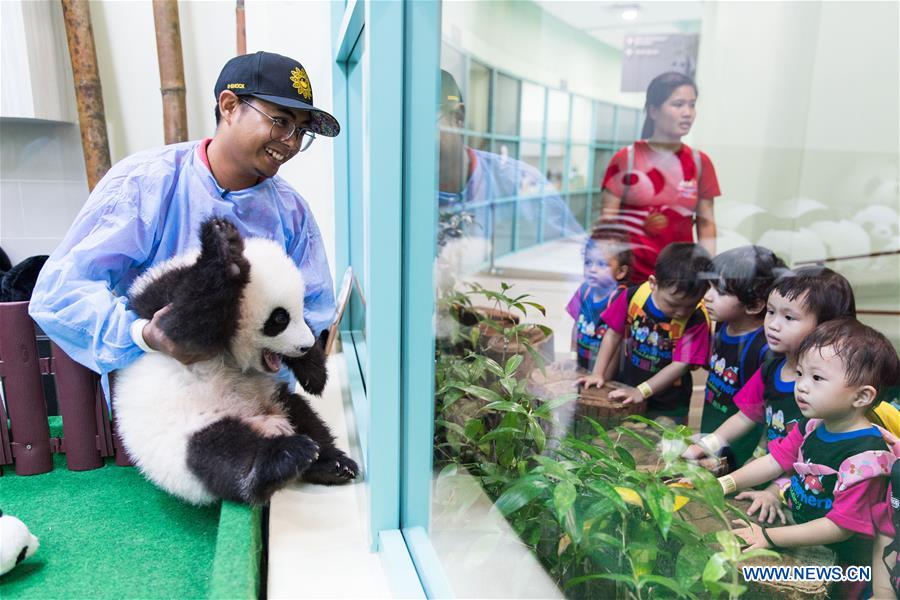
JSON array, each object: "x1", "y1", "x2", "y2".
[
  {"x1": 682, "y1": 443, "x2": 710, "y2": 461},
  {"x1": 142, "y1": 305, "x2": 219, "y2": 365},
  {"x1": 576, "y1": 374, "x2": 605, "y2": 389},
  {"x1": 736, "y1": 488, "x2": 787, "y2": 524},
  {"x1": 608, "y1": 385, "x2": 644, "y2": 405}
]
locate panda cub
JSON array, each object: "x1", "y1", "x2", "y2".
[{"x1": 114, "y1": 218, "x2": 358, "y2": 505}]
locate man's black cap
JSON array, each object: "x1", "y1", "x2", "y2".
[
  {"x1": 215, "y1": 51, "x2": 340, "y2": 137},
  {"x1": 440, "y1": 70, "x2": 464, "y2": 114}
]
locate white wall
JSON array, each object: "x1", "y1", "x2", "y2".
[{"x1": 1, "y1": 0, "x2": 337, "y2": 280}]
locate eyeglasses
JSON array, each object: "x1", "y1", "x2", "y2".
[{"x1": 240, "y1": 98, "x2": 316, "y2": 152}]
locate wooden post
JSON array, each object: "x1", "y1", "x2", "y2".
[
  {"x1": 60, "y1": 0, "x2": 111, "y2": 192},
  {"x1": 236, "y1": 0, "x2": 246, "y2": 56},
  {"x1": 152, "y1": 0, "x2": 188, "y2": 144},
  {"x1": 0, "y1": 302, "x2": 53, "y2": 475}
]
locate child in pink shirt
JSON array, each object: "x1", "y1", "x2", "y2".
[
  {"x1": 578, "y1": 242, "x2": 711, "y2": 422},
  {"x1": 720, "y1": 319, "x2": 900, "y2": 594}
]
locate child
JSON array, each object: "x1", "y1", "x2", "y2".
[
  {"x1": 872, "y1": 458, "x2": 900, "y2": 598},
  {"x1": 723, "y1": 319, "x2": 900, "y2": 594},
  {"x1": 579, "y1": 242, "x2": 712, "y2": 422},
  {"x1": 683, "y1": 267, "x2": 856, "y2": 510},
  {"x1": 567, "y1": 230, "x2": 632, "y2": 372},
  {"x1": 700, "y1": 246, "x2": 787, "y2": 468}
]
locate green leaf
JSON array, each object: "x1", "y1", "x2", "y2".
[
  {"x1": 643, "y1": 483, "x2": 675, "y2": 539},
  {"x1": 459, "y1": 385, "x2": 506, "y2": 405},
  {"x1": 437, "y1": 463, "x2": 458, "y2": 479},
  {"x1": 463, "y1": 418, "x2": 484, "y2": 441},
  {"x1": 715, "y1": 530, "x2": 742, "y2": 560},
  {"x1": 483, "y1": 357, "x2": 505, "y2": 377},
  {"x1": 481, "y1": 400, "x2": 528, "y2": 415},
  {"x1": 638, "y1": 574, "x2": 691, "y2": 598},
  {"x1": 534, "y1": 394, "x2": 576, "y2": 418},
  {"x1": 504, "y1": 354, "x2": 524, "y2": 375},
  {"x1": 553, "y1": 481, "x2": 577, "y2": 521},
  {"x1": 528, "y1": 419, "x2": 546, "y2": 453},
  {"x1": 494, "y1": 476, "x2": 548, "y2": 516},
  {"x1": 440, "y1": 387, "x2": 465, "y2": 410},
  {"x1": 587, "y1": 531, "x2": 625, "y2": 551},
  {"x1": 702, "y1": 552, "x2": 728, "y2": 585},
  {"x1": 741, "y1": 548, "x2": 781, "y2": 560},
  {"x1": 564, "y1": 573, "x2": 637, "y2": 590},
  {"x1": 675, "y1": 546, "x2": 708, "y2": 588},
  {"x1": 435, "y1": 419, "x2": 467, "y2": 438},
  {"x1": 615, "y1": 446, "x2": 636, "y2": 469},
  {"x1": 615, "y1": 426, "x2": 656, "y2": 449},
  {"x1": 585, "y1": 480, "x2": 627, "y2": 512},
  {"x1": 520, "y1": 301, "x2": 547, "y2": 316},
  {"x1": 478, "y1": 427, "x2": 522, "y2": 443},
  {"x1": 583, "y1": 417, "x2": 614, "y2": 447}
]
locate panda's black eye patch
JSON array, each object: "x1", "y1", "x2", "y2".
[{"x1": 263, "y1": 307, "x2": 291, "y2": 336}]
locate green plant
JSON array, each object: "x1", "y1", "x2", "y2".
[
  {"x1": 491, "y1": 417, "x2": 778, "y2": 599},
  {"x1": 433, "y1": 281, "x2": 776, "y2": 599}
]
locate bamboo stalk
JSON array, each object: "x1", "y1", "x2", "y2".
[
  {"x1": 60, "y1": 0, "x2": 111, "y2": 192},
  {"x1": 152, "y1": 0, "x2": 188, "y2": 144},
  {"x1": 236, "y1": 0, "x2": 246, "y2": 55}
]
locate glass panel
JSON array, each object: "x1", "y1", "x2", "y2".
[
  {"x1": 520, "y1": 81, "x2": 545, "y2": 139},
  {"x1": 545, "y1": 89, "x2": 569, "y2": 140},
  {"x1": 491, "y1": 140, "x2": 518, "y2": 162},
  {"x1": 467, "y1": 60, "x2": 491, "y2": 133},
  {"x1": 544, "y1": 143, "x2": 564, "y2": 192},
  {"x1": 493, "y1": 73, "x2": 520, "y2": 136},
  {"x1": 570, "y1": 95, "x2": 592, "y2": 143},
  {"x1": 466, "y1": 135, "x2": 490, "y2": 152},
  {"x1": 615, "y1": 106, "x2": 641, "y2": 144},
  {"x1": 431, "y1": 3, "x2": 899, "y2": 597},
  {"x1": 568, "y1": 144, "x2": 589, "y2": 192},
  {"x1": 519, "y1": 141, "x2": 542, "y2": 175},
  {"x1": 592, "y1": 148, "x2": 614, "y2": 189},
  {"x1": 440, "y1": 42, "x2": 466, "y2": 102},
  {"x1": 569, "y1": 192, "x2": 589, "y2": 230},
  {"x1": 593, "y1": 101, "x2": 616, "y2": 144}
]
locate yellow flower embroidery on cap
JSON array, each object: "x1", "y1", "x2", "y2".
[{"x1": 290, "y1": 67, "x2": 312, "y2": 100}]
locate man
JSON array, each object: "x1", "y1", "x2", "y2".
[
  {"x1": 437, "y1": 70, "x2": 583, "y2": 252},
  {"x1": 30, "y1": 51, "x2": 338, "y2": 376}
]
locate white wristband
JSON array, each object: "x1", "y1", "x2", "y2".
[
  {"x1": 131, "y1": 318, "x2": 157, "y2": 353},
  {"x1": 699, "y1": 433, "x2": 725, "y2": 456}
]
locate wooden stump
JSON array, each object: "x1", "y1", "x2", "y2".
[
  {"x1": 578, "y1": 382, "x2": 647, "y2": 429},
  {"x1": 484, "y1": 326, "x2": 554, "y2": 376}
]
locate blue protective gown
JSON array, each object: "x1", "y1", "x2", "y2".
[{"x1": 29, "y1": 140, "x2": 336, "y2": 377}]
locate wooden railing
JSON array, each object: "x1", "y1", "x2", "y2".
[{"x1": 0, "y1": 301, "x2": 130, "y2": 476}]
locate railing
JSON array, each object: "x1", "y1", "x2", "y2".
[
  {"x1": 795, "y1": 249, "x2": 900, "y2": 317},
  {"x1": 0, "y1": 301, "x2": 130, "y2": 476}
]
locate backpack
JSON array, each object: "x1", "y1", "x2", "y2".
[{"x1": 627, "y1": 281, "x2": 709, "y2": 341}]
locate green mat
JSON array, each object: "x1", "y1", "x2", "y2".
[{"x1": 0, "y1": 418, "x2": 261, "y2": 599}]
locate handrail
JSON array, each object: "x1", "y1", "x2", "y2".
[{"x1": 795, "y1": 249, "x2": 900, "y2": 265}]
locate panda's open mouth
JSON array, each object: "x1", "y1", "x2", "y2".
[{"x1": 262, "y1": 349, "x2": 283, "y2": 373}]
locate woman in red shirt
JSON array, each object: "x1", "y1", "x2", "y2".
[{"x1": 600, "y1": 72, "x2": 720, "y2": 284}]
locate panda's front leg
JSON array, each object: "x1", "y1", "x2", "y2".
[
  {"x1": 186, "y1": 417, "x2": 320, "y2": 505},
  {"x1": 156, "y1": 217, "x2": 251, "y2": 354},
  {"x1": 277, "y1": 385, "x2": 359, "y2": 485}
]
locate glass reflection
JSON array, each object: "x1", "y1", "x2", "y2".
[{"x1": 431, "y1": 2, "x2": 899, "y2": 597}]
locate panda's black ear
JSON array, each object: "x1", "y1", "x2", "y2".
[{"x1": 284, "y1": 343, "x2": 328, "y2": 396}]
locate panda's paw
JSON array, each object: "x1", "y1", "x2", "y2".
[
  {"x1": 302, "y1": 447, "x2": 359, "y2": 485},
  {"x1": 201, "y1": 217, "x2": 249, "y2": 280}
]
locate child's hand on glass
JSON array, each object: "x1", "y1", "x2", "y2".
[
  {"x1": 731, "y1": 520, "x2": 771, "y2": 551},
  {"x1": 608, "y1": 386, "x2": 644, "y2": 405},
  {"x1": 576, "y1": 375, "x2": 605, "y2": 389},
  {"x1": 736, "y1": 488, "x2": 786, "y2": 524}
]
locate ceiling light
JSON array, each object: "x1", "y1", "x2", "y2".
[{"x1": 621, "y1": 7, "x2": 639, "y2": 21}]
